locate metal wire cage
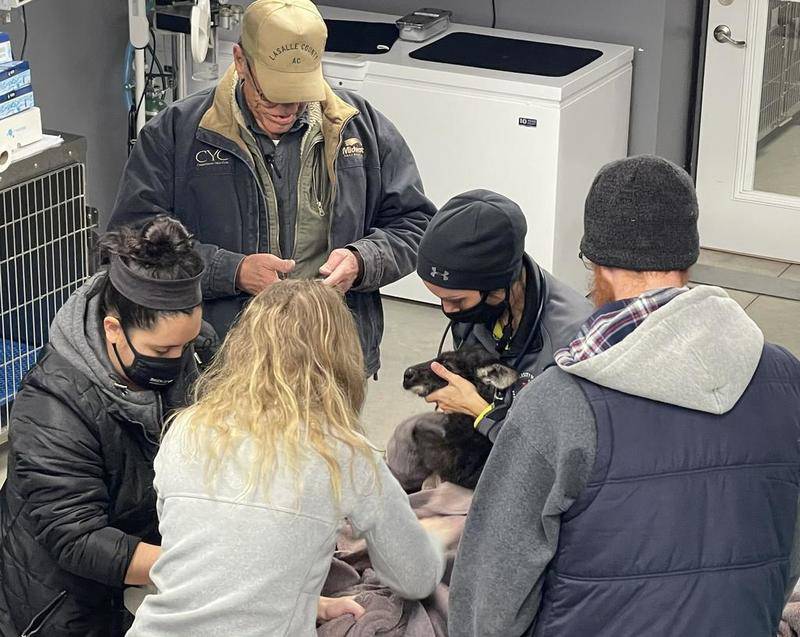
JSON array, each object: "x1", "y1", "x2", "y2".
[
  {"x1": 759, "y1": 0, "x2": 800, "y2": 140},
  {"x1": 0, "y1": 136, "x2": 96, "y2": 441}
]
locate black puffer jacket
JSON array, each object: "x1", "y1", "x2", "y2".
[{"x1": 0, "y1": 273, "x2": 195, "y2": 636}]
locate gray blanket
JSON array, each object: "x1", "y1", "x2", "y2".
[
  {"x1": 318, "y1": 477, "x2": 472, "y2": 637},
  {"x1": 319, "y1": 563, "x2": 448, "y2": 637},
  {"x1": 779, "y1": 592, "x2": 800, "y2": 637}
]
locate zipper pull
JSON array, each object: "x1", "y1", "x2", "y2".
[
  {"x1": 111, "y1": 380, "x2": 129, "y2": 395},
  {"x1": 266, "y1": 155, "x2": 282, "y2": 179},
  {"x1": 21, "y1": 591, "x2": 67, "y2": 636},
  {"x1": 317, "y1": 200, "x2": 326, "y2": 217}
]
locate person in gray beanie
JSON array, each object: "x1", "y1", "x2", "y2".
[
  {"x1": 385, "y1": 190, "x2": 591, "y2": 492},
  {"x1": 449, "y1": 155, "x2": 800, "y2": 637}
]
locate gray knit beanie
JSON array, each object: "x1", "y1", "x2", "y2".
[{"x1": 580, "y1": 155, "x2": 700, "y2": 271}]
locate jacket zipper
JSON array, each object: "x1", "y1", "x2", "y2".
[
  {"x1": 294, "y1": 131, "x2": 325, "y2": 259},
  {"x1": 21, "y1": 590, "x2": 67, "y2": 636},
  {"x1": 128, "y1": 393, "x2": 162, "y2": 448},
  {"x1": 155, "y1": 392, "x2": 164, "y2": 430},
  {"x1": 255, "y1": 147, "x2": 281, "y2": 256}
]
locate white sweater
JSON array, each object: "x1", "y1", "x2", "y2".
[{"x1": 127, "y1": 421, "x2": 444, "y2": 636}]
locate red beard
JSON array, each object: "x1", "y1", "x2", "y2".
[{"x1": 590, "y1": 267, "x2": 616, "y2": 308}]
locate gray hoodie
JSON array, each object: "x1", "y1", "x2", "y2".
[
  {"x1": 49, "y1": 272, "x2": 192, "y2": 427},
  {"x1": 449, "y1": 286, "x2": 799, "y2": 637}
]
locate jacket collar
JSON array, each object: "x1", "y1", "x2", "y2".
[
  {"x1": 199, "y1": 64, "x2": 359, "y2": 179},
  {"x1": 466, "y1": 254, "x2": 545, "y2": 362}
]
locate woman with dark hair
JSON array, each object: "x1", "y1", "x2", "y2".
[{"x1": 0, "y1": 216, "x2": 204, "y2": 636}]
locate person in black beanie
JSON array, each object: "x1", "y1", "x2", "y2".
[
  {"x1": 449, "y1": 156, "x2": 800, "y2": 637},
  {"x1": 385, "y1": 190, "x2": 591, "y2": 492},
  {"x1": 410, "y1": 189, "x2": 591, "y2": 441}
]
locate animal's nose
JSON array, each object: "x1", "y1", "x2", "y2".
[{"x1": 403, "y1": 368, "x2": 417, "y2": 385}]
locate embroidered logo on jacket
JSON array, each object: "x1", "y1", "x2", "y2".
[
  {"x1": 342, "y1": 138, "x2": 365, "y2": 158},
  {"x1": 195, "y1": 149, "x2": 230, "y2": 167}
]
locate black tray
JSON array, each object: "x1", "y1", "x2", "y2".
[
  {"x1": 324, "y1": 19, "x2": 399, "y2": 55},
  {"x1": 410, "y1": 32, "x2": 603, "y2": 77}
]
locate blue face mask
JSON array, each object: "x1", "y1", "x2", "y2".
[{"x1": 442, "y1": 289, "x2": 509, "y2": 326}]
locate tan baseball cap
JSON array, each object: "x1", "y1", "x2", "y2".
[{"x1": 241, "y1": 0, "x2": 328, "y2": 104}]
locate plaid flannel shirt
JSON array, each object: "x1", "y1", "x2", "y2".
[{"x1": 555, "y1": 287, "x2": 688, "y2": 367}]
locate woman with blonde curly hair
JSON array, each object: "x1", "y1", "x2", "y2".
[{"x1": 128, "y1": 280, "x2": 444, "y2": 636}]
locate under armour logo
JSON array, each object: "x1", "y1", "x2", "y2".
[{"x1": 430, "y1": 267, "x2": 449, "y2": 281}]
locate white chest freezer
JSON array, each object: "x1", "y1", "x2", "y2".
[
  {"x1": 187, "y1": 9, "x2": 633, "y2": 303},
  {"x1": 320, "y1": 6, "x2": 633, "y2": 303}
]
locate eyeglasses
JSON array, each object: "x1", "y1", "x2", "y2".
[
  {"x1": 578, "y1": 251, "x2": 593, "y2": 270},
  {"x1": 243, "y1": 56, "x2": 274, "y2": 106}
]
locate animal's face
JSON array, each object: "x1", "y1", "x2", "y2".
[{"x1": 403, "y1": 346, "x2": 519, "y2": 403}]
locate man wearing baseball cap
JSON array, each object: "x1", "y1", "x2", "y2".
[
  {"x1": 449, "y1": 156, "x2": 800, "y2": 637},
  {"x1": 111, "y1": 0, "x2": 435, "y2": 376}
]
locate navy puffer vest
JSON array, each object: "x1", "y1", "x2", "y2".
[{"x1": 533, "y1": 344, "x2": 800, "y2": 636}]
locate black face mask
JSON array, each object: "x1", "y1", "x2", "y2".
[
  {"x1": 112, "y1": 329, "x2": 185, "y2": 391},
  {"x1": 443, "y1": 290, "x2": 509, "y2": 326}
]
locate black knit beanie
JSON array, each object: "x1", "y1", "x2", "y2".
[
  {"x1": 581, "y1": 155, "x2": 700, "y2": 271},
  {"x1": 417, "y1": 190, "x2": 527, "y2": 291}
]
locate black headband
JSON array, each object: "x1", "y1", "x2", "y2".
[{"x1": 108, "y1": 254, "x2": 203, "y2": 311}]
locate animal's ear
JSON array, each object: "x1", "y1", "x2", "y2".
[{"x1": 476, "y1": 363, "x2": 519, "y2": 390}]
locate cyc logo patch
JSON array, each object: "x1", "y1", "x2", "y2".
[{"x1": 195, "y1": 149, "x2": 230, "y2": 166}]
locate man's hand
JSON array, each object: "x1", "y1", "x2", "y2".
[
  {"x1": 426, "y1": 362, "x2": 490, "y2": 418},
  {"x1": 317, "y1": 595, "x2": 365, "y2": 623},
  {"x1": 320, "y1": 248, "x2": 361, "y2": 293},
  {"x1": 236, "y1": 253, "x2": 295, "y2": 295}
]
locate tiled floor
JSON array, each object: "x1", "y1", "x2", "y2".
[
  {"x1": 696, "y1": 249, "x2": 790, "y2": 278},
  {"x1": 694, "y1": 248, "x2": 800, "y2": 361},
  {"x1": 783, "y1": 264, "x2": 800, "y2": 282},
  {"x1": 754, "y1": 122, "x2": 800, "y2": 198},
  {"x1": 361, "y1": 299, "x2": 447, "y2": 448}
]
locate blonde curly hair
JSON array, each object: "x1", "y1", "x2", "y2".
[{"x1": 176, "y1": 280, "x2": 375, "y2": 501}]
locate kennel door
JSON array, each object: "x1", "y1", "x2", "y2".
[{"x1": 0, "y1": 135, "x2": 96, "y2": 441}]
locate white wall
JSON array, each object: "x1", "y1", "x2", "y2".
[{"x1": 0, "y1": 0, "x2": 701, "y2": 232}]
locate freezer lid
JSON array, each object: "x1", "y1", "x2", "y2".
[
  {"x1": 319, "y1": 5, "x2": 633, "y2": 102},
  {"x1": 410, "y1": 32, "x2": 603, "y2": 78},
  {"x1": 324, "y1": 19, "x2": 398, "y2": 55}
]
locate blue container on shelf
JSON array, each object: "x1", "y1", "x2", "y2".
[
  {"x1": 0, "y1": 85, "x2": 34, "y2": 120},
  {"x1": 1, "y1": 339, "x2": 39, "y2": 407},
  {"x1": 0, "y1": 61, "x2": 31, "y2": 95}
]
